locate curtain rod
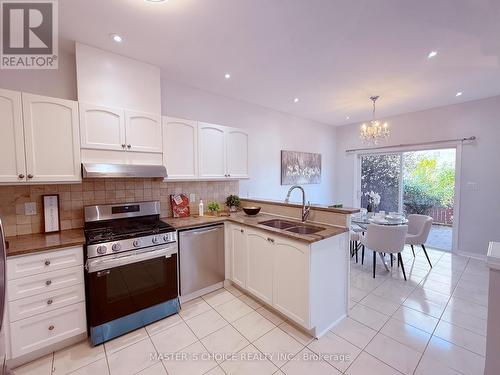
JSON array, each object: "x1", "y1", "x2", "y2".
[{"x1": 345, "y1": 136, "x2": 476, "y2": 154}]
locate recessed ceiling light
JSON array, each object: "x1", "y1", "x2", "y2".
[
  {"x1": 224, "y1": 73, "x2": 231, "y2": 79},
  {"x1": 427, "y1": 50, "x2": 438, "y2": 59},
  {"x1": 110, "y1": 34, "x2": 123, "y2": 43},
  {"x1": 293, "y1": 98, "x2": 299, "y2": 103},
  {"x1": 346, "y1": 115, "x2": 350, "y2": 120},
  {"x1": 456, "y1": 91, "x2": 463, "y2": 97}
]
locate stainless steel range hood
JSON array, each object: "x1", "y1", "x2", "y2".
[{"x1": 82, "y1": 163, "x2": 167, "y2": 179}]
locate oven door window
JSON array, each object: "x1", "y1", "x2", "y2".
[{"x1": 88, "y1": 253, "x2": 178, "y2": 327}]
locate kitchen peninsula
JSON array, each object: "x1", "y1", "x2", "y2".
[{"x1": 165, "y1": 198, "x2": 358, "y2": 337}]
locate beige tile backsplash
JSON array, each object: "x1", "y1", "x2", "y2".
[{"x1": 0, "y1": 179, "x2": 239, "y2": 237}]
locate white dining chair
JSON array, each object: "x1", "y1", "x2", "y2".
[
  {"x1": 350, "y1": 224, "x2": 364, "y2": 263},
  {"x1": 405, "y1": 214, "x2": 433, "y2": 268},
  {"x1": 350, "y1": 230, "x2": 360, "y2": 262},
  {"x1": 360, "y1": 224, "x2": 409, "y2": 279}
]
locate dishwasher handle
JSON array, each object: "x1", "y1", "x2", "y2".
[{"x1": 180, "y1": 225, "x2": 223, "y2": 236}]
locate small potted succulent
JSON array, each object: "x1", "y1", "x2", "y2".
[
  {"x1": 225, "y1": 194, "x2": 241, "y2": 212},
  {"x1": 207, "y1": 201, "x2": 221, "y2": 216}
]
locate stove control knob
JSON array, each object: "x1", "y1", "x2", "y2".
[
  {"x1": 133, "y1": 239, "x2": 141, "y2": 248},
  {"x1": 112, "y1": 243, "x2": 122, "y2": 252},
  {"x1": 96, "y1": 245, "x2": 107, "y2": 255},
  {"x1": 152, "y1": 236, "x2": 160, "y2": 244},
  {"x1": 163, "y1": 234, "x2": 170, "y2": 242}
]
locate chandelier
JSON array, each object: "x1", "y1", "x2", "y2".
[{"x1": 360, "y1": 95, "x2": 389, "y2": 143}]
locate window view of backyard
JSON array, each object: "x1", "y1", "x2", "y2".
[{"x1": 360, "y1": 148, "x2": 456, "y2": 251}]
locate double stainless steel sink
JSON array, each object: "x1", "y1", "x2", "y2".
[{"x1": 258, "y1": 219, "x2": 325, "y2": 235}]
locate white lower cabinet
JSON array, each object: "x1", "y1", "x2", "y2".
[
  {"x1": 246, "y1": 229, "x2": 273, "y2": 305},
  {"x1": 273, "y1": 237, "x2": 309, "y2": 326},
  {"x1": 230, "y1": 225, "x2": 247, "y2": 288},
  {"x1": 227, "y1": 223, "x2": 348, "y2": 335},
  {"x1": 5, "y1": 246, "x2": 87, "y2": 362},
  {"x1": 9, "y1": 284, "x2": 85, "y2": 322},
  {"x1": 10, "y1": 302, "x2": 86, "y2": 358}
]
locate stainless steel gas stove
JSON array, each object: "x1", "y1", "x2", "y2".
[{"x1": 84, "y1": 201, "x2": 179, "y2": 346}]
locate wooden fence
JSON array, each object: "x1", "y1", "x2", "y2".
[{"x1": 429, "y1": 207, "x2": 453, "y2": 225}]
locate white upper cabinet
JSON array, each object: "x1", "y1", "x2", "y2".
[
  {"x1": 162, "y1": 117, "x2": 198, "y2": 179},
  {"x1": 79, "y1": 103, "x2": 125, "y2": 151},
  {"x1": 0, "y1": 88, "x2": 26, "y2": 183},
  {"x1": 22, "y1": 93, "x2": 81, "y2": 182},
  {"x1": 226, "y1": 128, "x2": 249, "y2": 178},
  {"x1": 198, "y1": 122, "x2": 227, "y2": 178},
  {"x1": 79, "y1": 103, "x2": 161, "y2": 155},
  {"x1": 125, "y1": 111, "x2": 162, "y2": 154},
  {"x1": 197, "y1": 122, "x2": 249, "y2": 180}
]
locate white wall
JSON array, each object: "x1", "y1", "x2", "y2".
[
  {"x1": 162, "y1": 80, "x2": 337, "y2": 204},
  {"x1": 75, "y1": 43, "x2": 161, "y2": 114},
  {"x1": 335, "y1": 96, "x2": 500, "y2": 257},
  {"x1": 0, "y1": 49, "x2": 77, "y2": 100}
]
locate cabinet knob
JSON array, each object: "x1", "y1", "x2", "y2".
[
  {"x1": 18, "y1": 174, "x2": 25, "y2": 179},
  {"x1": 228, "y1": 174, "x2": 231, "y2": 177},
  {"x1": 121, "y1": 144, "x2": 126, "y2": 148},
  {"x1": 27, "y1": 174, "x2": 33, "y2": 179},
  {"x1": 48, "y1": 325, "x2": 55, "y2": 331},
  {"x1": 127, "y1": 144, "x2": 131, "y2": 149},
  {"x1": 45, "y1": 280, "x2": 52, "y2": 286},
  {"x1": 44, "y1": 260, "x2": 51, "y2": 266},
  {"x1": 47, "y1": 299, "x2": 53, "y2": 305},
  {"x1": 240, "y1": 229, "x2": 244, "y2": 233}
]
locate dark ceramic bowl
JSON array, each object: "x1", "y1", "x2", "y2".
[{"x1": 242, "y1": 206, "x2": 261, "y2": 216}]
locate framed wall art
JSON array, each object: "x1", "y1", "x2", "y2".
[{"x1": 281, "y1": 150, "x2": 321, "y2": 185}]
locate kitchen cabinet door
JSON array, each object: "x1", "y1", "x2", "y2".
[
  {"x1": 163, "y1": 117, "x2": 198, "y2": 179},
  {"x1": 230, "y1": 225, "x2": 247, "y2": 288},
  {"x1": 198, "y1": 122, "x2": 226, "y2": 178},
  {"x1": 273, "y1": 238, "x2": 310, "y2": 326},
  {"x1": 246, "y1": 229, "x2": 273, "y2": 304},
  {"x1": 22, "y1": 93, "x2": 81, "y2": 182},
  {"x1": 79, "y1": 103, "x2": 126, "y2": 151},
  {"x1": 125, "y1": 111, "x2": 162, "y2": 153},
  {"x1": 0, "y1": 88, "x2": 26, "y2": 183},
  {"x1": 226, "y1": 127, "x2": 249, "y2": 178}
]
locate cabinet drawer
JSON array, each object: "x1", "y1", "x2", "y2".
[
  {"x1": 7, "y1": 266, "x2": 84, "y2": 301},
  {"x1": 7, "y1": 246, "x2": 83, "y2": 280},
  {"x1": 10, "y1": 302, "x2": 87, "y2": 358},
  {"x1": 9, "y1": 284, "x2": 85, "y2": 322}
]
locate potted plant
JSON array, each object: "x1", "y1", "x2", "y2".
[
  {"x1": 225, "y1": 194, "x2": 241, "y2": 212},
  {"x1": 207, "y1": 201, "x2": 221, "y2": 216},
  {"x1": 364, "y1": 191, "x2": 381, "y2": 212}
]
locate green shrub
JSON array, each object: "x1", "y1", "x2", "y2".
[{"x1": 403, "y1": 180, "x2": 439, "y2": 215}]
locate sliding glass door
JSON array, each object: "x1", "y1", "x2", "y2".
[
  {"x1": 357, "y1": 148, "x2": 456, "y2": 251},
  {"x1": 360, "y1": 153, "x2": 401, "y2": 213}
]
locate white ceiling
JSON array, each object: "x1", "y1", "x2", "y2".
[{"x1": 59, "y1": 0, "x2": 500, "y2": 126}]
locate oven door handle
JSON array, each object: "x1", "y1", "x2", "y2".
[{"x1": 86, "y1": 246, "x2": 176, "y2": 273}]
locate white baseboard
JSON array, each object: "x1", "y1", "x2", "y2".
[{"x1": 456, "y1": 249, "x2": 487, "y2": 261}]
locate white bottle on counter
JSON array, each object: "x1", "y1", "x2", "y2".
[{"x1": 199, "y1": 200, "x2": 204, "y2": 216}]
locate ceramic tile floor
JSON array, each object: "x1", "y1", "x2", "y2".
[{"x1": 13, "y1": 245, "x2": 488, "y2": 375}]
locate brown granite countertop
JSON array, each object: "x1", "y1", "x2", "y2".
[
  {"x1": 241, "y1": 197, "x2": 360, "y2": 214},
  {"x1": 5, "y1": 229, "x2": 85, "y2": 257},
  {"x1": 162, "y1": 212, "x2": 348, "y2": 243}
]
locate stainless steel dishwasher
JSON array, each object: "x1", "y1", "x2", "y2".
[{"x1": 178, "y1": 224, "x2": 225, "y2": 296}]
